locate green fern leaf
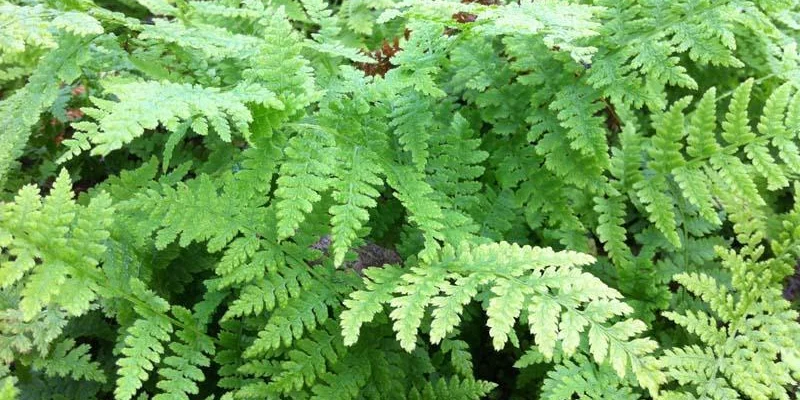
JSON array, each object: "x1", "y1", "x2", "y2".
[
  {"x1": 341, "y1": 267, "x2": 405, "y2": 346},
  {"x1": 154, "y1": 307, "x2": 215, "y2": 400},
  {"x1": 0, "y1": 170, "x2": 112, "y2": 320},
  {"x1": 116, "y1": 316, "x2": 173, "y2": 400},
  {"x1": 341, "y1": 241, "x2": 658, "y2": 387},
  {"x1": 60, "y1": 80, "x2": 280, "y2": 159},
  {"x1": 275, "y1": 130, "x2": 337, "y2": 239},
  {"x1": 329, "y1": 148, "x2": 383, "y2": 267},
  {"x1": 32, "y1": 339, "x2": 106, "y2": 383},
  {"x1": 686, "y1": 88, "x2": 719, "y2": 159}
]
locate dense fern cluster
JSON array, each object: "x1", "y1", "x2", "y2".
[{"x1": 1, "y1": 0, "x2": 800, "y2": 398}]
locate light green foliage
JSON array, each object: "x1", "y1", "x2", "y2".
[
  {"x1": 342, "y1": 242, "x2": 663, "y2": 393},
  {"x1": 60, "y1": 80, "x2": 282, "y2": 158},
  {"x1": 116, "y1": 315, "x2": 172, "y2": 400},
  {"x1": 0, "y1": 170, "x2": 112, "y2": 320},
  {"x1": 540, "y1": 354, "x2": 639, "y2": 400},
  {"x1": 153, "y1": 305, "x2": 216, "y2": 400},
  {"x1": 476, "y1": 0, "x2": 602, "y2": 64},
  {"x1": 115, "y1": 279, "x2": 174, "y2": 400},
  {"x1": 0, "y1": 3, "x2": 102, "y2": 82},
  {"x1": 2, "y1": 0, "x2": 800, "y2": 398},
  {"x1": 659, "y1": 246, "x2": 800, "y2": 399},
  {"x1": 628, "y1": 81, "x2": 800, "y2": 248},
  {"x1": 120, "y1": 172, "x2": 266, "y2": 252},
  {"x1": 0, "y1": 376, "x2": 17, "y2": 400}
]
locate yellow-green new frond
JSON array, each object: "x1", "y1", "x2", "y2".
[
  {"x1": 476, "y1": 0, "x2": 602, "y2": 65},
  {"x1": 246, "y1": 6, "x2": 318, "y2": 122},
  {"x1": 0, "y1": 376, "x2": 17, "y2": 400},
  {"x1": 659, "y1": 246, "x2": 800, "y2": 400},
  {"x1": 0, "y1": 170, "x2": 112, "y2": 321},
  {"x1": 0, "y1": 3, "x2": 102, "y2": 82},
  {"x1": 635, "y1": 81, "x2": 800, "y2": 247},
  {"x1": 340, "y1": 242, "x2": 661, "y2": 390},
  {"x1": 138, "y1": 19, "x2": 262, "y2": 61}
]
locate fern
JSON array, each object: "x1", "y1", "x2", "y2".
[
  {"x1": 114, "y1": 280, "x2": 174, "y2": 400},
  {"x1": 30, "y1": 339, "x2": 106, "y2": 383},
  {"x1": 540, "y1": 354, "x2": 639, "y2": 400},
  {"x1": 60, "y1": 80, "x2": 281, "y2": 159},
  {"x1": 0, "y1": 34, "x2": 93, "y2": 186},
  {"x1": 154, "y1": 305, "x2": 216, "y2": 400},
  {"x1": 341, "y1": 242, "x2": 663, "y2": 393},
  {"x1": 116, "y1": 315, "x2": 172, "y2": 400},
  {"x1": 660, "y1": 247, "x2": 800, "y2": 399},
  {"x1": 241, "y1": 266, "x2": 348, "y2": 357},
  {"x1": 0, "y1": 4, "x2": 102, "y2": 82},
  {"x1": 629, "y1": 81, "x2": 800, "y2": 248},
  {"x1": 0, "y1": 170, "x2": 112, "y2": 320},
  {"x1": 274, "y1": 129, "x2": 337, "y2": 240},
  {"x1": 3, "y1": 0, "x2": 800, "y2": 398}
]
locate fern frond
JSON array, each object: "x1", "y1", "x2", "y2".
[
  {"x1": 389, "y1": 92, "x2": 435, "y2": 171},
  {"x1": 384, "y1": 166, "x2": 449, "y2": 262},
  {"x1": 408, "y1": 376, "x2": 497, "y2": 400},
  {"x1": 541, "y1": 355, "x2": 638, "y2": 400},
  {"x1": 341, "y1": 241, "x2": 661, "y2": 390},
  {"x1": 245, "y1": 6, "x2": 318, "y2": 124},
  {"x1": 31, "y1": 339, "x2": 105, "y2": 383},
  {"x1": 213, "y1": 235, "x2": 284, "y2": 289},
  {"x1": 426, "y1": 113, "x2": 488, "y2": 211},
  {"x1": 0, "y1": 307, "x2": 68, "y2": 364},
  {"x1": 241, "y1": 322, "x2": 347, "y2": 396},
  {"x1": 275, "y1": 130, "x2": 337, "y2": 240},
  {"x1": 0, "y1": 376, "x2": 16, "y2": 400},
  {"x1": 300, "y1": 0, "x2": 375, "y2": 64},
  {"x1": 116, "y1": 315, "x2": 173, "y2": 400},
  {"x1": 635, "y1": 176, "x2": 680, "y2": 247},
  {"x1": 0, "y1": 34, "x2": 93, "y2": 185},
  {"x1": 187, "y1": 1, "x2": 262, "y2": 22},
  {"x1": 0, "y1": 4, "x2": 102, "y2": 80},
  {"x1": 329, "y1": 147, "x2": 383, "y2": 267},
  {"x1": 439, "y1": 338, "x2": 474, "y2": 378},
  {"x1": 0, "y1": 170, "x2": 112, "y2": 320},
  {"x1": 154, "y1": 306, "x2": 215, "y2": 400},
  {"x1": 60, "y1": 80, "x2": 282, "y2": 159},
  {"x1": 341, "y1": 266, "x2": 405, "y2": 347},
  {"x1": 594, "y1": 194, "x2": 633, "y2": 267},
  {"x1": 477, "y1": 1, "x2": 601, "y2": 64},
  {"x1": 587, "y1": 0, "x2": 783, "y2": 109},
  {"x1": 242, "y1": 269, "x2": 335, "y2": 356},
  {"x1": 660, "y1": 246, "x2": 800, "y2": 400},
  {"x1": 135, "y1": 0, "x2": 178, "y2": 16},
  {"x1": 121, "y1": 173, "x2": 266, "y2": 252},
  {"x1": 138, "y1": 19, "x2": 261, "y2": 61}
]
